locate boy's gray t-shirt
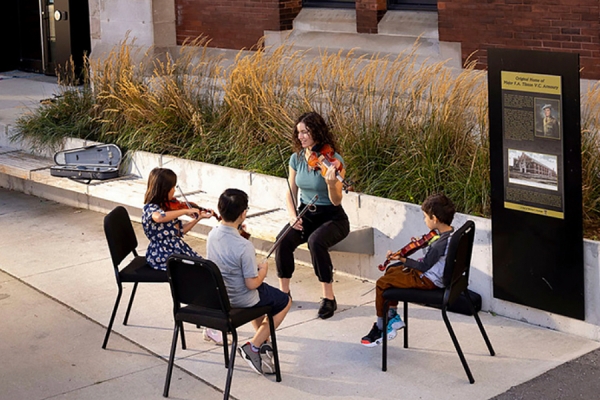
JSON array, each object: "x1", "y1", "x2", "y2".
[{"x1": 206, "y1": 224, "x2": 260, "y2": 308}]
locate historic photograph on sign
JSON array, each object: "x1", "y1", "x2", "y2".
[
  {"x1": 534, "y1": 98, "x2": 561, "y2": 139},
  {"x1": 508, "y1": 149, "x2": 558, "y2": 191}
]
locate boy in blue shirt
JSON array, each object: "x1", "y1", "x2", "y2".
[{"x1": 361, "y1": 193, "x2": 456, "y2": 346}]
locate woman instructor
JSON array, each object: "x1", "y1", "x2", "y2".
[{"x1": 275, "y1": 112, "x2": 350, "y2": 319}]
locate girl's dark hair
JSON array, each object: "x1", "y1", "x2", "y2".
[
  {"x1": 421, "y1": 193, "x2": 456, "y2": 226},
  {"x1": 144, "y1": 168, "x2": 177, "y2": 209},
  {"x1": 292, "y1": 111, "x2": 338, "y2": 153},
  {"x1": 218, "y1": 188, "x2": 249, "y2": 223}
]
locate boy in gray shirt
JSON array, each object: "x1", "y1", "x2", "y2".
[{"x1": 207, "y1": 189, "x2": 291, "y2": 375}]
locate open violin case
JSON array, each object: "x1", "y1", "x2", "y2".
[{"x1": 50, "y1": 144, "x2": 122, "y2": 183}]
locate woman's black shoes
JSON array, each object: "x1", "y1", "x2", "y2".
[{"x1": 318, "y1": 297, "x2": 337, "y2": 319}]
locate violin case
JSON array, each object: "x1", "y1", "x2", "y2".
[{"x1": 50, "y1": 144, "x2": 122, "y2": 183}]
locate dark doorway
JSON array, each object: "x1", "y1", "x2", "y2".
[
  {"x1": 16, "y1": 0, "x2": 44, "y2": 73},
  {"x1": 303, "y1": 0, "x2": 354, "y2": 8},
  {"x1": 7, "y1": 0, "x2": 90, "y2": 76},
  {"x1": 0, "y1": 2, "x2": 21, "y2": 72},
  {"x1": 388, "y1": 0, "x2": 437, "y2": 11},
  {"x1": 52, "y1": 0, "x2": 91, "y2": 77},
  {"x1": 302, "y1": 1, "x2": 438, "y2": 11}
]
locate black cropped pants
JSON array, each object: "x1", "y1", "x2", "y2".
[{"x1": 275, "y1": 203, "x2": 350, "y2": 284}]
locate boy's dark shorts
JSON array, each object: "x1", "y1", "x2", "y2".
[{"x1": 253, "y1": 283, "x2": 290, "y2": 315}]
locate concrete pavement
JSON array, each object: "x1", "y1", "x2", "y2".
[{"x1": 1, "y1": 187, "x2": 600, "y2": 400}]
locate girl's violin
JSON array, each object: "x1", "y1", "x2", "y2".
[
  {"x1": 308, "y1": 143, "x2": 353, "y2": 192},
  {"x1": 377, "y1": 230, "x2": 439, "y2": 271},
  {"x1": 172, "y1": 185, "x2": 250, "y2": 239},
  {"x1": 164, "y1": 198, "x2": 221, "y2": 221}
]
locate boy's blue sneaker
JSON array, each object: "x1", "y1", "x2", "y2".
[{"x1": 387, "y1": 314, "x2": 405, "y2": 332}]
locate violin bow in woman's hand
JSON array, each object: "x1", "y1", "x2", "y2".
[{"x1": 262, "y1": 194, "x2": 318, "y2": 262}]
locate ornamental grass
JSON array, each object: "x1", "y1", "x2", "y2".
[{"x1": 13, "y1": 38, "x2": 600, "y2": 237}]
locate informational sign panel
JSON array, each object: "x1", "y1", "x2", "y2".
[{"x1": 488, "y1": 49, "x2": 584, "y2": 320}]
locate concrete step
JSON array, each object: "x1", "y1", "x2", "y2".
[
  {"x1": 276, "y1": 30, "x2": 440, "y2": 58},
  {"x1": 265, "y1": 9, "x2": 460, "y2": 67}
]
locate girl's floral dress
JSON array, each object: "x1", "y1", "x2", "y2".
[{"x1": 142, "y1": 203, "x2": 199, "y2": 270}]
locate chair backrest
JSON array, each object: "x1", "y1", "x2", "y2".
[
  {"x1": 103, "y1": 206, "x2": 139, "y2": 269},
  {"x1": 166, "y1": 254, "x2": 232, "y2": 313},
  {"x1": 442, "y1": 220, "x2": 476, "y2": 304}
]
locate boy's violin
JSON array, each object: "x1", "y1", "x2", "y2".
[
  {"x1": 377, "y1": 230, "x2": 439, "y2": 271},
  {"x1": 308, "y1": 143, "x2": 354, "y2": 193}
]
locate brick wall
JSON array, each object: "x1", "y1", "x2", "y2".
[
  {"x1": 175, "y1": 0, "x2": 301, "y2": 49},
  {"x1": 438, "y1": 0, "x2": 600, "y2": 79},
  {"x1": 356, "y1": 0, "x2": 387, "y2": 34}
]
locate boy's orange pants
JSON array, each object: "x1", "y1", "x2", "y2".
[{"x1": 375, "y1": 265, "x2": 437, "y2": 317}]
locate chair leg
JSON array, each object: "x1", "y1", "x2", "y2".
[
  {"x1": 268, "y1": 314, "x2": 282, "y2": 382},
  {"x1": 441, "y1": 308, "x2": 475, "y2": 384},
  {"x1": 223, "y1": 329, "x2": 238, "y2": 400},
  {"x1": 464, "y1": 291, "x2": 495, "y2": 356},
  {"x1": 473, "y1": 311, "x2": 495, "y2": 356},
  {"x1": 382, "y1": 300, "x2": 389, "y2": 372},
  {"x1": 180, "y1": 322, "x2": 187, "y2": 350},
  {"x1": 222, "y1": 331, "x2": 229, "y2": 368},
  {"x1": 123, "y1": 282, "x2": 139, "y2": 325},
  {"x1": 102, "y1": 285, "x2": 122, "y2": 349},
  {"x1": 163, "y1": 322, "x2": 180, "y2": 397},
  {"x1": 403, "y1": 301, "x2": 408, "y2": 349}
]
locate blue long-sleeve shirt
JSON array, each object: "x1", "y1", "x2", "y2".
[{"x1": 403, "y1": 229, "x2": 453, "y2": 288}]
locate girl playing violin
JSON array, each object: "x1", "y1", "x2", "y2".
[
  {"x1": 142, "y1": 167, "x2": 214, "y2": 271},
  {"x1": 361, "y1": 193, "x2": 456, "y2": 347},
  {"x1": 275, "y1": 111, "x2": 350, "y2": 319}
]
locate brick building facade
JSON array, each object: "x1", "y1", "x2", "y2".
[
  {"x1": 437, "y1": 0, "x2": 600, "y2": 79},
  {"x1": 175, "y1": 0, "x2": 600, "y2": 79},
  {"x1": 175, "y1": 0, "x2": 302, "y2": 49}
]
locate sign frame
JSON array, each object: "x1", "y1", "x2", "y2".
[{"x1": 488, "y1": 48, "x2": 584, "y2": 320}]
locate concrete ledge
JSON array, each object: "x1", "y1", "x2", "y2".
[{"x1": 0, "y1": 138, "x2": 375, "y2": 255}]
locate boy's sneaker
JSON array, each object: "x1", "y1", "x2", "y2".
[
  {"x1": 387, "y1": 314, "x2": 405, "y2": 332},
  {"x1": 361, "y1": 322, "x2": 398, "y2": 347},
  {"x1": 238, "y1": 342, "x2": 262, "y2": 375},
  {"x1": 259, "y1": 342, "x2": 276, "y2": 375},
  {"x1": 361, "y1": 323, "x2": 383, "y2": 347},
  {"x1": 203, "y1": 328, "x2": 224, "y2": 346}
]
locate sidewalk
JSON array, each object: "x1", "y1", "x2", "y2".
[
  {"x1": 2, "y1": 70, "x2": 600, "y2": 399},
  {"x1": 1, "y1": 187, "x2": 599, "y2": 400}
]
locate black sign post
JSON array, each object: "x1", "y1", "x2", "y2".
[{"x1": 488, "y1": 49, "x2": 584, "y2": 320}]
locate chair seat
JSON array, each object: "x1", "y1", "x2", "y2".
[
  {"x1": 119, "y1": 256, "x2": 168, "y2": 283},
  {"x1": 176, "y1": 304, "x2": 272, "y2": 332},
  {"x1": 383, "y1": 287, "x2": 445, "y2": 305}
]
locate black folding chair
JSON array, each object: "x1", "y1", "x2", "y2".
[
  {"x1": 163, "y1": 254, "x2": 282, "y2": 399},
  {"x1": 102, "y1": 206, "x2": 169, "y2": 349},
  {"x1": 381, "y1": 220, "x2": 495, "y2": 383}
]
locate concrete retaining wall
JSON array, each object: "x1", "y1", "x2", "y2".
[{"x1": 2, "y1": 127, "x2": 600, "y2": 341}]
